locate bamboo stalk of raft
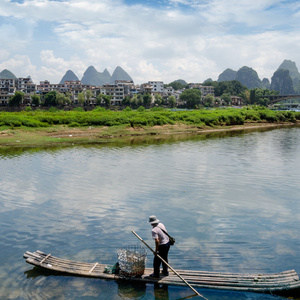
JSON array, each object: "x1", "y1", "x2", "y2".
[
  {"x1": 33, "y1": 250, "x2": 298, "y2": 281},
  {"x1": 23, "y1": 250, "x2": 300, "y2": 295},
  {"x1": 29, "y1": 250, "x2": 298, "y2": 281},
  {"x1": 25, "y1": 251, "x2": 299, "y2": 285},
  {"x1": 26, "y1": 251, "x2": 104, "y2": 272}
]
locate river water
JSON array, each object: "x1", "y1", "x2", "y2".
[{"x1": 0, "y1": 126, "x2": 300, "y2": 300}]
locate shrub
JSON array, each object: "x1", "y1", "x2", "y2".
[
  {"x1": 129, "y1": 116, "x2": 148, "y2": 127},
  {"x1": 48, "y1": 107, "x2": 59, "y2": 112},
  {"x1": 73, "y1": 107, "x2": 85, "y2": 112},
  {"x1": 93, "y1": 106, "x2": 106, "y2": 112},
  {"x1": 69, "y1": 122, "x2": 80, "y2": 127},
  {"x1": 151, "y1": 107, "x2": 165, "y2": 111},
  {"x1": 137, "y1": 106, "x2": 145, "y2": 112},
  {"x1": 123, "y1": 107, "x2": 132, "y2": 112}
]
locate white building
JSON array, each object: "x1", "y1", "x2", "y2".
[
  {"x1": 148, "y1": 81, "x2": 164, "y2": 93},
  {"x1": 100, "y1": 84, "x2": 125, "y2": 105},
  {"x1": 164, "y1": 86, "x2": 174, "y2": 95}
]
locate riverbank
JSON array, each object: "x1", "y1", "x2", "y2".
[{"x1": 0, "y1": 121, "x2": 298, "y2": 148}]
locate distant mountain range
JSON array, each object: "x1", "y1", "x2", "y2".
[
  {"x1": 60, "y1": 65, "x2": 133, "y2": 86},
  {"x1": 0, "y1": 65, "x2": 133, "y2": 86},
  {"x1": 1, "y1": 60, "x2": 300, "y2": 94},
  {"x1": 216, "y1": 59, "x2": 300, "y2": 93}
]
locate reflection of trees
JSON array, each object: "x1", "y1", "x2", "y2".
[{"x1": 117, "y1": 281, "x2": 146, "y2": 299}]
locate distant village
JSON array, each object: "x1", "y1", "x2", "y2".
[{"x1": 0, "y1": 76, "x2": 244, "y2": 108}]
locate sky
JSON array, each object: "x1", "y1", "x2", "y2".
[{"x1": 0, "y1": 0, "x2": 300, "y2": 85}]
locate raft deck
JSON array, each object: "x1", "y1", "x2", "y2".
[{"x1": 24, "y1": 250, "x2": 300, "y2": 296}]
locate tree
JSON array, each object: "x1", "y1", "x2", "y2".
[
  {"x1": 44, "y1": 91, "x2": 57, "y2": 106},
  {"x1": 65, "y1": 92, "x2": 72, "y2": 106},
  {"x1": 9, "y1": 91, "x2": 24, "y2": 107},
  {"x1": 249, "y1": 88, "x2": 279, "y2": 105},
  {"x1": 154, "y1": 94, "x2": 163, "y2": 106},
  {"x1": 130, "y1": 94, "x2": 139, "y2": 108},
  {"x1": 56, "y1": 92, "x2": 68, "y2": 106},
  {"x1": 102, "y1": 94, "x2": 111, "y2": 108},
  {"x1": 258, "y1": 98, "x2": 269, "y2": 106},
  {"x1": 77, "y1": 92, "x2": 85, "y2": 106},
  {"x1": 166, "y1": 80, "x2": 188, "y2": 90},
  {"x1": 122, "y1": 96, "x2": 131, "y2": 106},
  {"x1": 85, "y1": 90, "x2": 93, "y2": 104},
  {"x1": 96, "y1": 93, "x2": 111, "y2": 107},
  {"x1": 143, "y1": 93, "x2": 152, "y2": 108},
  {"x1": 250, "y1": 89, "x2": 256, "y2": 104},
  {"x1": 221, "y1": 93, "x2": 231, "y2": 105},
  {"x1": 168, "y1": 95, "x2": 176, "y2": 108},
  {"x1": 207, "y1": 80, "x2": 247, "y2": 96},
  {"x1": 31, "y1": 94, "x2": 40, "y2": 106},
  {"x1": 96, "y1": 93, "x2": 103, "y2": 106},
  {"x1": 241, "y1": 89, "x2": 250, "y2": 104},
  {"x1": 204, "y1": 94, "x2": 215, "y2": 107},
  {"x1": 180, "y1": 89, "x2": 202, "y2": 108}
]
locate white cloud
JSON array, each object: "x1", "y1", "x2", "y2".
[{"x1": 0, "y1": 0, "x2": 299, "y2": 84}]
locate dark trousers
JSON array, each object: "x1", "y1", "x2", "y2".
[{"x1": 153, "y1": 242, "x2": 170, "y2": 277}]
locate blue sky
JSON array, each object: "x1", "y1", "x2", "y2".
[{"x1": 0, "y1": 0, "x2": 300, "y2": 84}]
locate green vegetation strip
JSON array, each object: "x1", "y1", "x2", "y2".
[{"x1": 1, "y1": 107, "x2": 299, "y2": 129}]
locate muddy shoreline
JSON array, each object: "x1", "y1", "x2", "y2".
[{"x1": 0, "y1": 122, "x2": 299, "y2": 148}]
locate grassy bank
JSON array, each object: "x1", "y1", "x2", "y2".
[{"x1": 0, "y1": 107, "x2": 299, "y2": 148}]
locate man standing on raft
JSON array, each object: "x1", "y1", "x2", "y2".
[{"x1": 148, "y1": 215, "x2": 170, "y2": 278}]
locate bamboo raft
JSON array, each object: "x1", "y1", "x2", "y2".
[{"x1": 24, "y1": 250, "x2": 300, "y2": 296}]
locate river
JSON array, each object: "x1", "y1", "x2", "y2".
[{"x1": 0, "y1": 126, "x2": 300, "y2": 299}]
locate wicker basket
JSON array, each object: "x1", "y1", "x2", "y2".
[{"x1": 117, "y1": 245, "x2": 147, "y2": 277}]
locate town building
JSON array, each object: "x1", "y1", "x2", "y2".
[
  {"x1": 16, "y1": 76, "x2": 36, "y2": 94},
  {"x1": 0, "y1": 92, "x2": 11, "y2": 105},
  {"x1": 148, "y1": 81, "x2": 164, "y2": 94},
  {"x1": 0, "y1": 79, "x2": 16, "y2": 94},
  {"x1": 188, "y1": 83, "x2": 215, "y2": 97},
  {"x1": 140, "y1": 83, "x2": 153, "y2": 95},
  {"x1": 100, "y1": 84, "x2": 125, "y2": 105}
]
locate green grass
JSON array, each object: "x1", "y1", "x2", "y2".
[
  {"x1": 0, "y1": 107, "x2": 299, "y2": 149},
  {"x1": 0, "y1": 107, "x2": 299, "y2": 129}
]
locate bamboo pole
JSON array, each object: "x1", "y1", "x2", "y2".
[{"x1": 132, "y1": 231, "x2": 208, "y2": 300}]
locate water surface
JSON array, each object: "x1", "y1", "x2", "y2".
[{"x1": 0, "y1": 127, "x2": 300, "y2": 299}]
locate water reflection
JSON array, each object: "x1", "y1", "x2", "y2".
[
  {"x1": 117, "y1": 282, "x2": 147, "y2": 299},
  {"x1": 154, "y1": 284, "x2": 169, "y2": 300}
]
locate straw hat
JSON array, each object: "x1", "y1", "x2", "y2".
[{"x1": 148, "y1": 215, "x2": 159, "y2": 225}]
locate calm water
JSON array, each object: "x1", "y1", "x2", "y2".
[{"x1": 0, "y1": 126, "x2": 300, "y2": 300}]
